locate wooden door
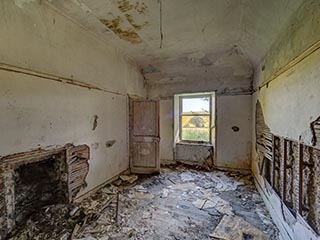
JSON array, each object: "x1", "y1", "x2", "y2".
[{"x1": 129, "y1": 98, "x2": 160, "y2": 174}]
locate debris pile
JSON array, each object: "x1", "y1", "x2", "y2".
[
  {"x1": 8, "y1": 167, "x2": 279, "y2": 239},
  {"x1": 210, "y1": 215, "x2": 268, "y2": 240},
  {"x1": 9, "y1": 175, "x2": 138, "y2": 240}
]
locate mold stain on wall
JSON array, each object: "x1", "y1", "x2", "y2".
[
  {"x1": 100, "y1": 17, "x2": 142, "y2": 44},
  {"x1": 117, "y1": 0, "x2": 148, "y2": 15},
  {"x1": 124, "y1": 14, "x2": 148, "y2": 30}
]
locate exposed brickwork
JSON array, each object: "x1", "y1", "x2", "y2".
[
  {"x1": 0, "y1": 167, "x2": 6, "y2": 238},
  {"x1": 0, "y1": 144, "x2": 90, "y2": 239},
  {"x1": 66, "y1": 144, "x2": 90, "y2": 201},
  {"x1": 272, "y1": 136, "x2": 282, "y2": 196},
  {"x1": 283, "y1": 139, "x2": 298, "y2": 214},
  {"x1": 300, "y1": 145, "x2": 320, "y2": 234}
]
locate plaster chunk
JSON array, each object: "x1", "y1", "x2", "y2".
[{"x1": 210, "y1": 215, "x2": 268, "y2": 240}]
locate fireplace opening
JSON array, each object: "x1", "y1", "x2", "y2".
[
  {"x1": 13, "y1": 152, "x2": 68, "y2": 226},
  {"x1": 1, "y1": 144, "x2": 90, "y2": 239}
]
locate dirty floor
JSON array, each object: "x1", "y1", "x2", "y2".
[{"x1": 10, "y1": 166, "x2": 279, "y2": 240}]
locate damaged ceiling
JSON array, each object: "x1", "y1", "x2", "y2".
[{"x1": 46, "y1": 0, "x2": 304, "y2": 86}]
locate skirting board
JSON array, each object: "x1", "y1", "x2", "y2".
[
  {"x1": 212, "y1": 165, "x2": 251, "y2": 174},
  {"x1": 161, "y1": 159, "x2": 251, "y2": 174},
  {"x1": 253, "y1": 175, "x2": 292, "y2": 240}
]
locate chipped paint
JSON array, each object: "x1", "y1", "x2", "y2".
[
  {"x1": 92, "y1": 115, "x2": 99, "y2": 131},
  {"x1": 117, "y1": 0, "x2": 147, "y2": 15},
  {"x1": 143, "y1": 64, "x2": 160, "y2": 74},
  {"x1": 13, "y1": 0, "x2": 38, "y2": 9},
  {"x1": 125, "y1": 14, "x2": 148, "y2": 30},
  {"x1": 105, "y1": 140, "x2": 116, "y2": 148},
  {"x1": 187, "y1": 51, "x2": 206, "y2": 62},
  {"x1": 71, "y1": 0, "x2": 92, "y2": 13},
  {"x1": 91, "y1": 142, "x2": 99, "y2": 150},
  {"x1": 100, "y1": 17, "x2": 142, "y2": 44},
  {"x1": 175, "y1": 143, "x2": 211, "y2": 164}
]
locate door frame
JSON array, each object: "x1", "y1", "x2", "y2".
[{"x1": 128, "y1": 96, "x2": 160, "y2": 174}]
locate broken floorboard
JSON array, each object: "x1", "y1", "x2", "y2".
[{"x1": 9, "y1": 166, "x2": 279, "y2": 239}]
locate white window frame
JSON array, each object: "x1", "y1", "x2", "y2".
[{"x1": 178, "y1": 93, "x2": 213, "y2": 144}]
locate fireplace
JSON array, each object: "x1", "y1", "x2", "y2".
[
  {"x1": 0, "y1": 144, "x2": 90, "y2": 239},
  {"x1": 14, "y1": 152, "x2": 68, "y2": 225}
]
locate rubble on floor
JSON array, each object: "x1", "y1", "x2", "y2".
[
  {"x1": 210, "y1": 215, "x2": 268, "y2": 240},
  {"x1": 9, "y1": 166, "x2": 279, "y2": 240}
]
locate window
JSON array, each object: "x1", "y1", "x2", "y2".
[{"x1": 177, "y1": 93, "x2": 214, "y2": 143}]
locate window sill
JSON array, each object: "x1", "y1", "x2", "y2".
[{"x1": 176, "y1": 142, "x2": 213, "y2": 147}]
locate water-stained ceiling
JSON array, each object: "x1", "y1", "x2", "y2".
[{"x1": 47, "y1": 0, "x2": 304, "y2": 87}]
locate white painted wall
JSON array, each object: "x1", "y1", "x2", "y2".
[
  {"x1": 149, "y1": 41, "x2": 253, "y2": 169},
  {"x1": 216, "y1": 95, "x2": 252, "y2": 170},
  {"x1": 156, "y1": 94, "x2": 252, "y2": 170},
  {"x1": 0, "y1": 1, "x2": 144, "y2": 95},
  {"x1": 0, "y1": 0, "x2": 146, "y2": 195},
  {"x1": 159, "y1": 100, "x2": 174, "y2": 161}
]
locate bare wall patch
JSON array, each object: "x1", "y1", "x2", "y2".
[
  {"x1": 105, "y1": 140, "x2": 116, "y2": 148},
  {"x1": 232, "y1": 126, "x2": 240, "y2": 132},
  {"x1": 310, "y1": 116, "x2": 320, "y2": 146},
  {"x1": 92, "y1": 115, "x2": 99, "y2": 131}
]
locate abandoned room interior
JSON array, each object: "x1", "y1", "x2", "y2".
[{"x1": 0, "y1": 0, "x2": 319, "y2": 239}]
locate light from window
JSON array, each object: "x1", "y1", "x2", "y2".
[{"x1": 180, "y1": 95, "x2": 211, "y2": 142}]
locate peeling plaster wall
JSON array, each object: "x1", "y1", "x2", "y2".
[
  {"x1": 0, "y1": 0, "x2": 145, "y2": 196},
  {"x1": 262, "y1": 0, "x2": 320, "y2": 83},
  {"x1": 175, "y1": 143, "x2": 212, "y2": 165},
  {"x1": 252, "y1": 0, "x2": 320, "y2": 239},
  {"x1": 253, "y1": 52, "x2": 320, "y2": 240}
]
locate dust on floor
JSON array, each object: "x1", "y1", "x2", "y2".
[{"x1": 9, "y1": 166, "x2": 279, "y2": 240}]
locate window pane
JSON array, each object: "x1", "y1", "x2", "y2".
[
  {"x1": 182, "y1": 97, "x2": 210, "y2": 114},
  {"x1": 181, "y1": 115, "x2": 210, "y2": 142}
]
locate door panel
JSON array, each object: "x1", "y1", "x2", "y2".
[
  {"x1": 130, "y1": 99, "x2": 160, "y2": 174},
  {"x1": 132, "y1": 142, "x2": 157, "y2": 168},
  {"x1": 132, "y1": 101, "x2": 158, "y2": 136}
]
